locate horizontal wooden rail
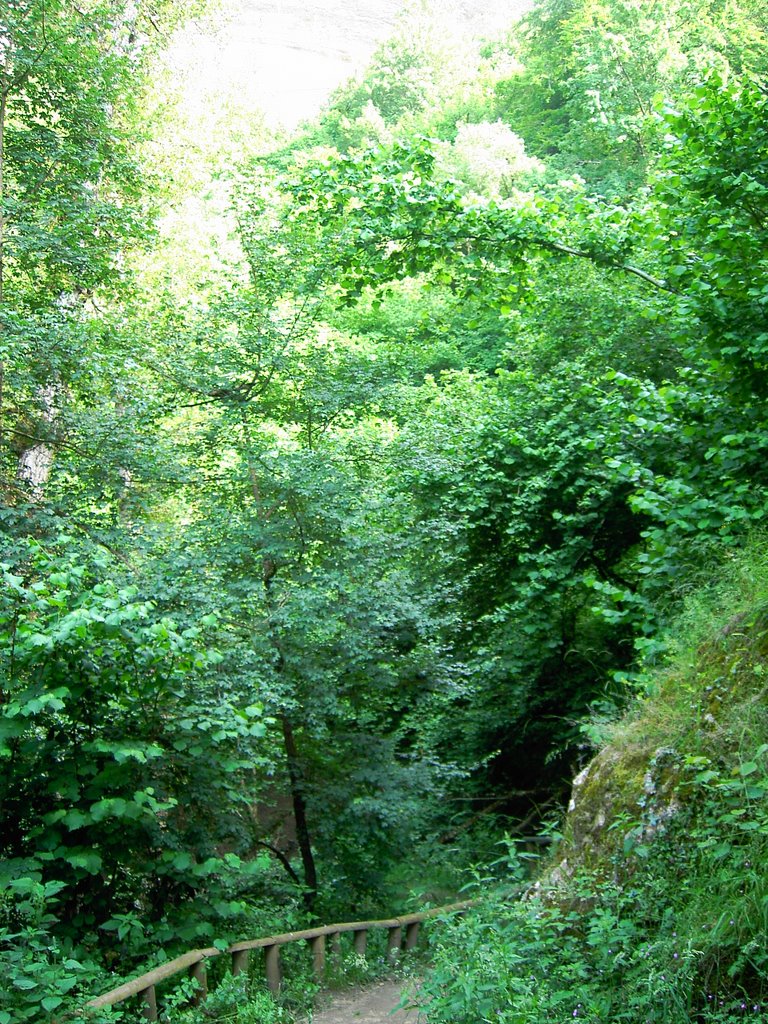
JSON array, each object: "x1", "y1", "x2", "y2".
[{"x1": 83, "y1": 900, "x2": 474, "y2": 1020}]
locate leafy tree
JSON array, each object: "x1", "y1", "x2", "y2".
[
  {"x1": 130, "y1": 185, "x2": 465, "y2": 902},
  {"x1": 0, "y1": 0, "x2": 158, "y2": 505},
  {"x1": 4, "y1": 2, "x2": 768, "y2": 1016},
  {"x1": 0, "y1": 535, "x2": 272, "y2": 954},
  {"x1": 493, "y1": 0, "x2": 768, "y2": 193},
  {"x1": 270, "y1": 60, "x2": 768, "y2": 791},
  {"x1": 649, "y1": 73, "x2": 768, "y2": 394}
]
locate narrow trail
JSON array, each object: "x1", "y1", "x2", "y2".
[{"x1": 307, "y1": 979, "x2": 421, "y2": 1024}]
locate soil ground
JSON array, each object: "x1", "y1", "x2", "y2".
[{"x1": 307, "y1": 979, "x2": 422, "y2": 1024}]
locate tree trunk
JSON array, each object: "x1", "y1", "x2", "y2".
[
  {"x1": 16, "y1": 385, "x2": 56, "y2": 498},
  {"x1": 280, "y1": 713, "x2": 318, "y2": 911},
  {"x1": 255, "y1": 480, "x2": 319, "y2": 909}
]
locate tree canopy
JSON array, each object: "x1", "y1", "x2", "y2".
[{"x1": 2, "y1": 0, "x2": 768, "y2": 1020}]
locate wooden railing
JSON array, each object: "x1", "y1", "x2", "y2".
[{"x1": 84, "y1": 901, "x2": 473, "y2": 1021}]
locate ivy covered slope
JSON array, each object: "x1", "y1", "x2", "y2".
[{"x1": 420, "y1": 543, "x2": 768, "y2": 1024}]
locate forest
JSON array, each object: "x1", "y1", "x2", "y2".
[{"x1": 1, "y1": 0, "x2": 768, "y2": 1021}]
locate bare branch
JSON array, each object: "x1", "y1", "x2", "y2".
[{"x1": 252, "y1": 840, "x2": 302, "y2": 886}]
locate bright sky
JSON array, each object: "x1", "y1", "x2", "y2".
[
  {"x1": 150, "y1": 0, "x2": 530, "y2": 295},
  {"x1": 167, "y1": 0, "x2": 527, "y2": 129}
]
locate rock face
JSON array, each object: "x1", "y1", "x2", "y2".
[
  {"x1": 548, "y1": 741, "x2": 684, "y2": 885},
  {"x1": 554, "y1": 607, "x2": 768, "y2": 882},
  {"x1": 166, "y1": 0, "x2": 532, "y2": 129},
  {"x1": 546, "y1": 609, "x2": 768, "y2": 888}
]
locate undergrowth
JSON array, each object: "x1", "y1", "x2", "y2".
[
  {"x1": 415, "y1": 540, "x2": 768, "y2": 1024},
  {"x1": 161, "y1": 929, "x2": 402, "y2": 1024}
]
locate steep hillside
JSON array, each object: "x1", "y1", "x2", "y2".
[{"x1": 419, "y1": 541, "x2": 768, "y2": 1023}]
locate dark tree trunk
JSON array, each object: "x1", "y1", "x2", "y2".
[
  {"x1": 255, "y1": 489, "x2": 319, "y2": 911},
  {"x1": 280, "y1": 713, "x2": 318, "y2": 911}
]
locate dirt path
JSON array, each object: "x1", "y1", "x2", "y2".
[{"x1": 307, "y1": 979, "x2": 421, "y2": 1024}]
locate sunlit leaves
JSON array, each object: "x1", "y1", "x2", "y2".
[
  {"x1": 650, "y1": 73, "x2": 768, "y2": 391},
  {"x1": 0, "y1": 536, "x2": 272, "y2": 952}
]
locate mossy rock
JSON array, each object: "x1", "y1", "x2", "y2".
[
  {"x1": 547, "y1": 596, "x2": 768, "y2": 889},
  {"x1": 550, "y1": 740, "x2": 683, "y2": 882}
]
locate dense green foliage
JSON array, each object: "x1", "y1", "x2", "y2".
[
  {"x1": 1, "y1": 0, "x2": 768, "y2": 1020},
  {"x1": 419, "y1": 543, "x2": 768, "y2": 1023}
]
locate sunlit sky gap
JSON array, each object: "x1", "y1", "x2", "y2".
[{"x1": 166, "y1": 0, "x2": 529, "y2": 129}]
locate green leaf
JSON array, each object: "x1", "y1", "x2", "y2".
[
  {"x1": 63, "y1": 850, "x2": 103, "y2": 874},
  {"x1": 12, "y1": 978, "x2": 39, "y2": 990},
  {"x1": 62, "y1": 809, "x2": 89, "y2": 829}
]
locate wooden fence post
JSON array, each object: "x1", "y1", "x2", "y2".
[
  {"x1": 353, "y1": 928, "x2": 367, "y2": 955},
  {"x1": 386, "y1": 926, "x2": 402, "y2": 963},
  {"x1": 232, "y1": 949, "x2": 249, "y2": 976},
  {"x1": 405, "y1": 922, "x2": 420, "y2": 950},
  {"x1": 265, "y1": 944, "x2": 282, "y2": 994},
  {"x1": 309, "y1": 934, "x2": 326, "y2": 978},
  {"x1": 140, "y1": 985, "x2": 158, "y2": 1021},
  {"x1": 189, "y1": 960, "x2": 207, "y2": 1004}
]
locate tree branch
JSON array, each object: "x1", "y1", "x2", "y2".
[
  {"x1": 533, "y1": 237, "x2": 675, "y2": 293},
  {"x1": 252, "y1": 840, "x2": 302, "y2": 886},
  {"x1": 431, "y1": 230, "x2": 677, "y2": 294}
]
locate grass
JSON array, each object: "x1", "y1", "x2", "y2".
[{"x1": 413, "y1": 537, "x2": 768, "y2": 1023}]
